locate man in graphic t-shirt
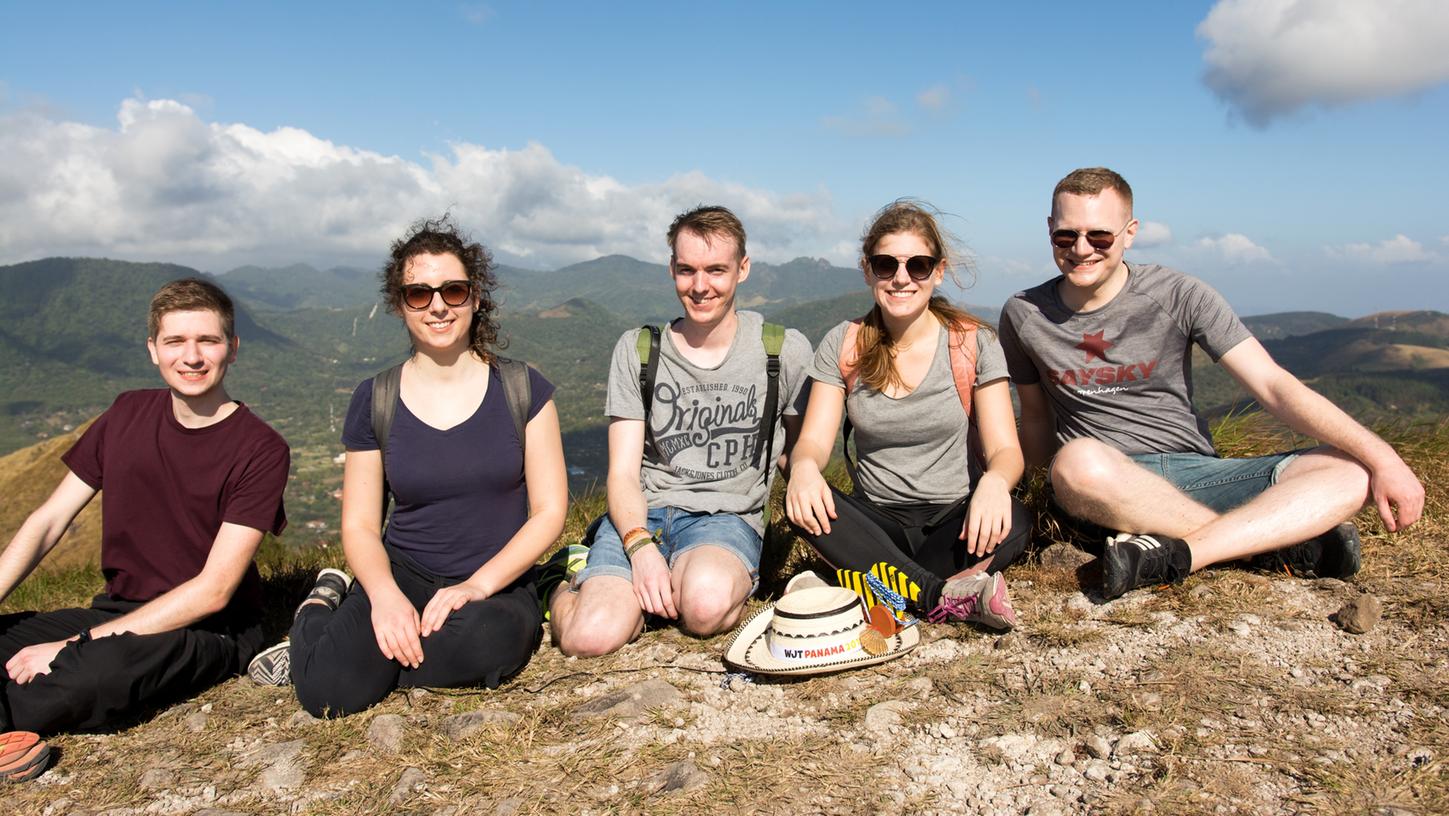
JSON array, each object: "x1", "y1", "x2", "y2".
[
  {"x1": 547, "y1": 205, "x2": 811, "y2": 656},
  {"x1": 999, "y1": 167, "x2": 1424, "y2": 599},
  {"x1": 0, "y1": 278, "x2": 288, "y2": 780}
]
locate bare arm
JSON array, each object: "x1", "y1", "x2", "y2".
[
  {"x1": 1015, "y1": 382, "x2": 1057, "y2": 474},
  {"x1": 784, "y1": 380, "x2": 844, "y2": 536},
  {"x1": 0, "y1": 473, "x2": 97, "y2": 607},
  {"x1": 605, "y1": 417, "x2": 649, "y2": 539},
  {"x1": 1220, "y1": 338, "x2": 1424, "y2": 530},
  {"x1": 963, "y1": 379, "x2": 1025, "y2": 554},
  {"x1": 776, "y1": 414, "x2": 804, "y2": 477},
  {"x1": 340, "y1": 447, "x2": 425, "y2": 668},
  {"x1": 419, "y1": 401, "x2": 569, "y2": 634}
]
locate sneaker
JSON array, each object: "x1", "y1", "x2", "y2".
[
  {"x1": 297, "y1": 568, "x2": 352, "y2": 617},
  {"x1": 1250, "y1": 522, "x2": 1362, "y2": 580},
  {"x1": 247, "y1": 640, "x2": 292, "y2": 686},
  {"x1": 1101, "y1": 532, "x2": 1192, "y2": 600},
  {"x1": 0, "y1": 731, "x2": 50, "y2": 783},
  {"x1": 927, "y1": 572, "x2": 1017, "y2": 630},
  {"x1": 537, "y1": 544, "x2": 590, "y2": 620}
]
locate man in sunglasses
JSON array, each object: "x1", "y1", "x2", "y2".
[
  {"x1": 999, "y1": 167, "x2": 1423, "y2": 599},
  {"x1": 547, "y1": 205, "x2": 811, "y2": 656},
  {"x1": 0, "y1": 278, "x2": 288, "y2": 779}
]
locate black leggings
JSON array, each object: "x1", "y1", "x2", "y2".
[
  {"x1": 289, "y1": 547, "x2": 542, "y2": 718},
  {"x1": 0, "y1": 596, "x2": 259, "y2": 734},
  {"x1": 791, "y1": 486, "x2": 1032, "y2": 614}
]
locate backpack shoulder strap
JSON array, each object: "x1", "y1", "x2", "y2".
[
  {"x1": 495, "y1": 357, "x2": 533, "y2": 457},
  {"x1": 837, "y1": 319, "x2": 865, "y2": 395},
  {"x1": 370, "y1": 362, "x2": 405, "y2": 527},
  {"x1": 945, "y1": 321, "x2": 979, "y2": 419},
  {"x1": 753, "y1": 322, "x2": 787, "y2": 470},
  {"x1": 636, "y1": 325, "x2": 661, "y2": 458}
]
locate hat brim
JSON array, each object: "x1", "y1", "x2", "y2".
[{"x1": 722, "y1": 602, "x2": 920, "y2": 676}]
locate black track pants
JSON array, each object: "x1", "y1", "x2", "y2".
[
  {"x1": 289, "y1": 547, "x2": 543, "y2": 719},
  {"x1": 791, "y1": 486, "x2": 1032, "y2": 614},
  {"x1": 0, "y1": 596, "x2": 260, "y2": 734}
]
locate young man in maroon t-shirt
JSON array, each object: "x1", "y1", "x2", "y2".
[{"x1": 0, "y1": 278, "x2": 289, "y2": 782}]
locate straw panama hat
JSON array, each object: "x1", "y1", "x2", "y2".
[{"x1": 724, "y1": 576, "x2": 919, "y2": 676}]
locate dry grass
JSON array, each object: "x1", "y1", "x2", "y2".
[{"x1": 6, "y1": 412, "x2": 1448, "y2": 814}]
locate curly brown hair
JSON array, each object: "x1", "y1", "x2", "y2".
[
  {"x1": 381, "y1": 215, "x2": 501, "y2": 362},
  {"x1": 853, "y1": 200, "x2": 988, "y2": 394}
]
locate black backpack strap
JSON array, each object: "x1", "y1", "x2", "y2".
[
  {"x1": 636, "y1": 325, "x2": 661, "y2": 457},
  {"x1": 370, "y1": 362, "x2": 405, "y2": 526},
  {"x1": 495, "y1": 357, "x2": 533, "y2": 458},
  {"x1": 753, "y1": 322, "x2": 786, "y2": 471}
]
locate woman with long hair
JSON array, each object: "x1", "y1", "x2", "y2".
[
  {"x1": 785, "y1": 201, "x2": 1030, "y2": 630},
  {"x1": 253, "y1": 216, "x2": 567, "y2": 715}
]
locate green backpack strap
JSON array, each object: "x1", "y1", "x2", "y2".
[
  {"x1": 495, "y1": 356, "x2": 533, "y2": 458},
  {"x1": 636, "y1": 325, "x2": 661, "y2": 457},
  {"x1": 753, "y1": 322, "x2": 786, "y2": 470},
  {"x1": 370, "y1": 362, "x2": 405, "y2": 527}
]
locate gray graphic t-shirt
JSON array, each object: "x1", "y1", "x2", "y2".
[
  {"x1": 810, "y1": 319, "x2": 1008, "y2": 505},
  {"x1": 998, "y1": 262, "x2": 1251, "y2": 456},
  {"x1": 606, "y1": 310, "x2": 812, "y2": 535}
]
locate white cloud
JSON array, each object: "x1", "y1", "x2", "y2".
[
  {"x1": 1198, "y1": 0, "x2": 1449, "y2": 126},
  {"x1": 459, "y1": 3, "x2": 493, "y2": 25},
  {"x1": 1195, "y1": 233, "x2": 1275, "y2": 265},
  {"x1": 1329, "y1": 234, "x2": 1435, "y2": 264},
  {"x1": 822, "y1": 96, "x2": 908, "y2": 137},
  {"x1": 916, "y1": 84, "x2": 950, "y2": 112},
  {"x1": 1133, "y1": 220, "x2": 1173, "y2": 248},
  {"x1": 0, "y1": 98, "x2": 842, "y2": 269}
]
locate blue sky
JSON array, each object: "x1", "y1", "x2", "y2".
[{"x1": 2, "y1": 0, "x2": 1447, "y2": 316}]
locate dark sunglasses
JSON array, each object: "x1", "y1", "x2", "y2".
[
  {"x1": 400, "y1": 280, "x2": 472, "y2": 311},
  {"x1": 867, "y1": 254, "x2": 939, "y2": 281},
  {"x1": 1050, "y1": 221, "x2": 1133, "y2": 251}
]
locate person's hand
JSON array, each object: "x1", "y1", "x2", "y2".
[
  {"x1": 1371, "y1": 459, "x2": 1425, "y2": 532},
  {"x1": 370, "y1": 589, "x2": 424, "y2": 669},
  {"x1": 961, "y1": 472, "x2": 1012, "y2": 557},
  {"x1": 5, "y1": 639, "x2": 68, "y2": 684},
  {"x1": 785, "y1": 464, "x2": 837, "y2": 536},
  {"x1": 420, "y1": 582, "x2": 490, "y2": 637},
  {"x1": 631, "y1": 544, "x2": 677, "y2": 619}
]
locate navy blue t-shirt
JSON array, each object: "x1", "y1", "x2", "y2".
[{"x1": 342, "y1": 363, "x2": 555, "y2": 578}]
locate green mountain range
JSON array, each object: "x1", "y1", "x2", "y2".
[{"x1": 2, "y1": 255, "x2": 1445, "y2": 537}]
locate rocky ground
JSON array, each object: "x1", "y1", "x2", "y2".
[{"x1": 11, "y1": 421, "x2": 1448, "y2": 815}]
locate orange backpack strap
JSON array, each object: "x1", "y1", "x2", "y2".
[
  {"x1": 946, "y1": 321, "x2": 978, "y2": 419},
  {"x1": 837, "y1": 319, "x2": 865, "y2": 394}
]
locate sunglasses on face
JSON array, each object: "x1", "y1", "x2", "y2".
[
  {"x1": 1050, "y1": 221, "x2": 1133, "y2": 251},
  {"x1": 866, "y1": 254, "x2": 940, "y2": 281},
  {"x1": 400, "y1": 280, "x2": 472, "y2": 311}
]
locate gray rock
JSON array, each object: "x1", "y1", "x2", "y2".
[
  {"x1": 139, "y1": 767, "x2": 175, "y2": 791},
  {"x1": 493, "y1": 798, "x2": 522, "y2": 816},
  {"x1": 368, "y1": 713, "x2": 407, "y2": 753},
  {"x1": 1055, "y1": 749, "x2": 1076, "y2": 766},
  {"x1": 287, "y1": 710, "x2": 319, "y2": 728},
  {"x1": 441, "y1": 709, "x2": 522, "y2": 740},
  {"x1": 864, "y1": 700, "x2": 912, "y2": 731},
  {"x1": 407, "y1": 687, "x2": 435, "y2": 706},
  {"x1": 1084, "y1": 735, "x2": 1112, "y2": 759},
  {"x1": 1050, "y1": 785, "x2": 1073, "y2": 798},
  {"x1": 185, "y1": 711, "x2": 208, "y2": 733},
  {"x1": 1335, "y1": 594, "x2": 1383, "y2": 634},
  {"x1": 389, "y1": 766, "x2": 427, "y2": 805},
  {"x1": 1114, "y1": 730, "x2": 1159, "y2": 756},
  {"x1": 1039, "y1": 543, "x2": 1095, "y2": 571},
  {"x1": 1083, "y1": 760, "x2": 1110, "y2": 781},
  {"x1": 575, "y1": 679, "x2": 684, "y2": 720},
  {"x1": 254, "y1": 740, "x2": 307, "y2": 793},
  {"x1": 646, "y1": 760, "x2": 709, "y2": 794}
]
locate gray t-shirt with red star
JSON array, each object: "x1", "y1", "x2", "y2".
[{"x1": 998, "y1": 262, "x2": 1252, "y2": 456}]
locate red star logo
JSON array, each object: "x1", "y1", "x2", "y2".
[{"x1": 1075, "y1": 330, "x2": 1114, "y2": 362}]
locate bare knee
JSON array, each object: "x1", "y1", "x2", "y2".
[
  {"x1": 1051, "y1": 438, "x2": 1126, "y2": 510},
  {"x1": 554, "y1": 587, "x2": 640, "y2": 658},
  {"x1": 676, "y1": 571, "x2": 747, "y2": 637},
  {"x1": 1284, "y1": 447, "x2": 1372, "y2": 513}
]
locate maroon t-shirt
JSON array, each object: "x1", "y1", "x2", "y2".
[{"x1": 61, "y1": 389, "x2": 290, "y2": 617}]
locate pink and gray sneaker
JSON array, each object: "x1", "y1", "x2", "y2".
[{"x1": 927, "y1": 571, "x2": 1017, "y2": 631}]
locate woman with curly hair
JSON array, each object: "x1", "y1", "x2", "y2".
[
  {"x1": 785, "y1": 201, "x2": 1030, "y2": 631},
  {"x1": 253, "y1": 217, "x2": 567, "y2": 716}
]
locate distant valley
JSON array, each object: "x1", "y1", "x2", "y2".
[{"x1": 1, "y1": 256, "x2": 1445, "y2": 552}]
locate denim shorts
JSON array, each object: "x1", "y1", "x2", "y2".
[
  {"x1": 576, "y1": 507, "x2": 763, "y2": 590},
  {"x1": 1126, "y1": 450, "x2": 1304, "y2": 514}
]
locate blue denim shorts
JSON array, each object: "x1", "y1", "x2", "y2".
[
  {"x1": 576, "y1": 507, "x2": 763, "y2": 590},
  {"x1": 1126, "y1": 450, "x2": 1304, "y2": 514}
]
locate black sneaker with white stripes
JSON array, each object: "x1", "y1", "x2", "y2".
[
  {"x1": 1249, "y1": 521, "x2": 1362, "y2": 580},
  {"x1": 1101, "y1": 532, "x2": 1192, "y2": 599}
]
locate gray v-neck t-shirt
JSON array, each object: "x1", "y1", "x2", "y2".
[{"x1": 810, "y1": 319, "x2": 1008, "y2": 505}]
